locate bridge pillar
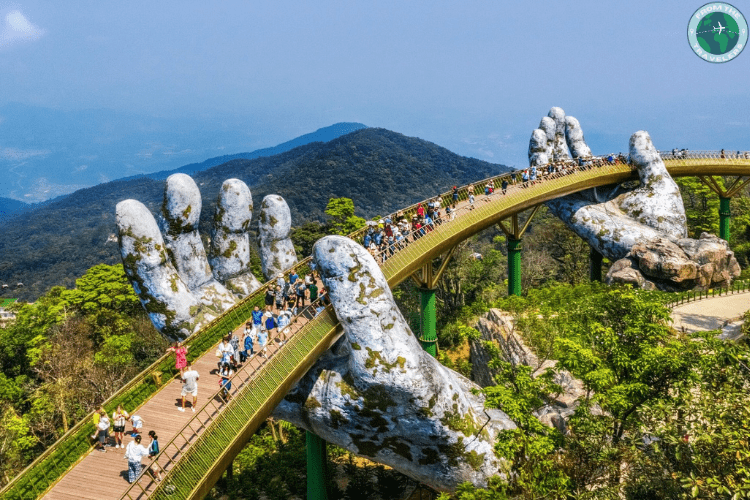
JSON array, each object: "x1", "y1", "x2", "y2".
[
  {"x1": 419, "y1": 287, "x2": 438, "y2": 357},
  {"x1": 410, "y1": 247, "x2": 458, "y2": 358},
  {"x1": 720, "y1": 196, "x2": 731, "y2": 241},
  {"x1": 497, "y1": 206, "x2": 541, "y2": 297},
  {"x1": 307, "y1": 431, "x2": 328, "y2": 500},
  {"x1": 590, "y1": 247, "x2": 603, "y2": 282},
  {"x1": 507, "y1": 238, "x2": 522, "y2": 296}
]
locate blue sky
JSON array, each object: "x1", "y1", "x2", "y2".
[{"x1": 1, "y1": 1, "x2": 749, "y2": 200}]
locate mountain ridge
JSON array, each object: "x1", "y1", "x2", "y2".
[{"x1": 0, "y1": 128, "x2": 511, "y2": 300}]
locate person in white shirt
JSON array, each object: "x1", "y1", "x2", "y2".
[
  {"x1": 96, "y1": 410, "x2": 110, "y2": 452},
  {"x1": 180, "y1": 362, "x2": 200, "y2": 412},
  {"x1": 124, "y1": 434, "x2": 150, "y2": 483},
  {"x1": 112, "y1": 405, "x2": 129, "y2": 448}
]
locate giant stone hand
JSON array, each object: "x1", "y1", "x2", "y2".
[
  {"x1": 116, "y1": 174, "x2": 297, "y2": 340},
  {"x1": 272, "y1": 236, "x2": 516, "y2": 492},
  {"x1": 530, "y1": 107, "x2": 740, "y2": 290}
]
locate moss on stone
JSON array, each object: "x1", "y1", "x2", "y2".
[
  {"x1": 222, "y1": 240, "x2": 238, "y2": 259},
  {"x1": 440, "y1": 404, "x2": 481, "y2": 437},
  {"x1": 351, "y1": 342, "x2": 361, "y2": 350},
  {"x1": 329, "y1": 409, "x2": 348, "y2": 429}
]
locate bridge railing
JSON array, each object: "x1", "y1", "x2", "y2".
[{"x1": 2, "y1": 150, "x2": 747, "y2": 499}]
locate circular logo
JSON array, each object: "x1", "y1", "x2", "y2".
[{"x1": 688, "y1": 2, "x2": 748, "y2": 62}]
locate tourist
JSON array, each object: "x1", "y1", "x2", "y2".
[
  {"x1": 304, "y1": 272, "x2": 314, "y2": 288},
  {"x1": 147, "y1": 431, "x2": 163, "y2": 482},
  {"x1": 218, "y1": 362, "x2": 234, "y2": 400},
  {"x1": 277, "y1": 305, "x2": 292, "y2": 343},
  {"x1": 274, "y1": 284, "x2": 284, "y2": 313},
  {"x1": 295, "y1": 278, "x2": 307, "y2": 309},
  {"x1": 230, "y1": 331, "x2": 241, "y2": 367},
  {"x1": 276, "y1": 272, "x2": 285, "y2": 289},
  {"x1": 501, "y1": 179, "x2": 508, "y2": 194},
  {"x1": 416, "y1": 203, "x2": 425, "y2": 219},
  {"x1": 95, "y1": 409, "x2": 110, "y2": 452},
  {"x1": 308, "y1": 279, "x2": 319, "y2": 305},
  {"x1": 289, "y1": 270, "x2": 299, "y2": 285},
  {"x1": 469, "y1": 192, "x2": 475, "y2": 210},
  {"x1": 242, "y1": 327, "x2": 254, "y2": 360},
  {"x1": 467, "y1": 184, "x2": 474, "y2": 197},
  {"x1": 216, "y1": 336, "x2": 234, "y2": 371},
  {"x1": 90, "y1": 406, "x2": 103, "y2": 441},
  {"x1": 264, "y1": 285, "x2": 275, "y2": 312},
  {"x1": 124, "y1": 435, "x2": 150, "y2": 484},
  {"x1": 166, "y1": 341, "x2": 189, "y2": 376},
  {"x1": 257, "y1": 318, "x2": 269, "y2": 359},
  {"x1": 130, "y1": 414, "x2": 143, "y2": 437},
  {"x1": 180, "y1": 362, "x2": 199, "y2": 412},
  {"x1": 251, "y1": 306, "x2": 263, "y2": 336},
  {"x1": 452, "y1": 186, "x2": 459, "y2": 204},
  {"x1": 112, "y1": 405, "x2": 129, "y2": 449}
]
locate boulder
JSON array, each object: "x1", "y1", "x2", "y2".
[{"x1": 606, "y1": 234, "x2": 740, "y2": 291}]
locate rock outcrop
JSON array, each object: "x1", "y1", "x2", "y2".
[
  {"x1": 606, "y1": 232, "x2": 741, "y2": 290},
  {"x1": 471, "y1": 309, "x2": 589, "y2": 435},
  {"x1": 116, "y1": 175, "x2": 293, "y2": 340},
  {"x1": 272, "y1": 236, "x2": 516, "y2": 492},
  {"x1": 529, "y1": 107, "x2": 740, "y2": 290}
]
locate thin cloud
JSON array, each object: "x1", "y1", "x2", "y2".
[{"x1": 0, "y1": 10, "x2": 45, "y2": 50}]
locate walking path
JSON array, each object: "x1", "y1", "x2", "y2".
[{"x1": 671, "y1": 291, "x2": 750, "y2": 333}]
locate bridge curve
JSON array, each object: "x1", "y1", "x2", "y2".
[{"x1": 4, "y1": 152, "x2": 750, "y2": 500}]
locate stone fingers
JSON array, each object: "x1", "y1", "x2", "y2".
[
  {"x1": 116, "y1": 199, "x2": 199, "y2": 341},
  {"x1": 258, "y1": 195, "x2": 298, "y2": 280},
  {"x1": 209, "y1": 179, "x2": 262, "y2": 297},
  {"x1": 564, "y1": 116, "x2": 592, "y2": 159},
  {"x1": 620, "y1": 131, "x2": 687, "y2": 239}
]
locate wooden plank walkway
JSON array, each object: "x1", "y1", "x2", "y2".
[{"x1": 42, "y1": 322, "x2": 291, "y2": 500}]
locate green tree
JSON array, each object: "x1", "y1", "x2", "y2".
[{"x1": 325, "y1": 197, "x2": 366, "y2": 235}]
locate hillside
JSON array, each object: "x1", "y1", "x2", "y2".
[
  {"x1": 0, "y1": 197, "x2": 28, "y2": 222},
  {"x1": 0, "y1": 128, "x2": 510, "y2": 300}
]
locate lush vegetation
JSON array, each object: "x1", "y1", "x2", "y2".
[{"x1": 0, "y1": 264, "x2": 167, "y2": 486}]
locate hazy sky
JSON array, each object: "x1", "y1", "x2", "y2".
[{"x1": 1, "y1": 1, "x2": 749, "y2": 181}]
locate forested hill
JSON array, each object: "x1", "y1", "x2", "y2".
[
  {"x1": 0, "y1": 197, "x2": 29, "y2": 222},
  {"x1": 0, "y1": 128, "x2": 510, "y2": 301}
]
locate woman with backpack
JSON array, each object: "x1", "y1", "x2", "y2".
[{"x1": 147, "y1": 431, "x2": 163, "y2": 482}]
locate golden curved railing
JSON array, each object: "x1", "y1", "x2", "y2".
[{"x1": 3, "y1": 151, "x2": 750, "y2": 500}]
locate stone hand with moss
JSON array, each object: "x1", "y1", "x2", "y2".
[
  {"x1": 272, "y1": 235, "x2": 516, "y2": 492},
  {"x1": 116, "y1": 174, "x2": 297, "y2": 340},
  {"x1": 529, "y1": 107, "x2": 740, "y2": 290}
]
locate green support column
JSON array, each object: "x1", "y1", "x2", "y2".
[
  {"x1": 419, "y1": 287, "x2": 438, "y2": 357},
  {"x1": 590, "y1": 247, "x2": 603, "y2": 282},
  {"x1": 307, "y1": 431, "x2": 328, "y2": 500},
  {"x1": 507, "y1": 238, "x2": 522, "y2": 296},
  {"x1": 720, "y1": 196, "x2": 731, "y2": 241}
]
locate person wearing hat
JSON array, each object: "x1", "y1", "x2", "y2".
[{"x1": 276, "y1": 272, "x2": 285, "y2": 289}]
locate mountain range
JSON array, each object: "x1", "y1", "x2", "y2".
[{"x1": 0, "y1": 128, "x2": 510, "y2": 301}]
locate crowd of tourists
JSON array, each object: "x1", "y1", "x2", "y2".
[{"x1": 90, "y1": 406, "x2": 162, "y2": 483}]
